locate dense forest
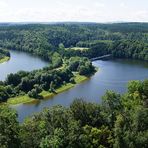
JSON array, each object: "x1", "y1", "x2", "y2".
[
  {"x1": 0, "y1": 23, "x2": 148, "y2": 147},
  {"x1": 0, "y1": 22, "x2": 147, "y2": 103},
  {"x1": 0, "y1": 79, "x2": 148, "y2": 148},
  {"x1": 0, "y1": 23, "x2": 148, "y2": 61}
]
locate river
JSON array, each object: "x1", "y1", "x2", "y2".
[
  {"x1": 0, "y1": 50, "x2": 49, "y2": 81},
  {"x1": 0, "y1": 50, "x2": 148, "y2": 122}
]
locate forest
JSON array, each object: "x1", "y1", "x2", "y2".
[
  {"x1": 0, "y1": 23, "x2": 148, "y2": 103},
  {"x1": 0, "y1": 23, "x2": 148, "y2": 61},
  {"x1": 0, "y1": 23, "x2": 148, "y2": 147},
  {"x1": 0, "y1": 79, "x2": 148, "y2": 148}
]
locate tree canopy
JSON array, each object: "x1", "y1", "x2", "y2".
[{"x1": 0, "y1": 79, "x2": 147, "y2": 148}]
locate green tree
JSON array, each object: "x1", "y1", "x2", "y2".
[
  {"x1": 40, "y1": 128, "x2": 65, "y2": 148},
  {"x1": 102, "y1": 91, "x2": 122, "y2": 127},
  {"x1": 0, "y1": 106, "x2": 20, "y2": 148}
]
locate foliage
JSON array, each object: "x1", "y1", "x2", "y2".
[
  {"x1": 0, "y1": 23, "x2": 148, "y2": 147},
  {"x1": 0, "y1": 23, "x2": 147, "y2": 61},
  {"x1": 0, "y1": 56, "x2": 94, "y2": 103},
  {"x1": 0, "y1": 106, "x2": 20, "y2": 148},
  {"x1": 0, "y1": 80, "x2": 147, "y2": 148}
]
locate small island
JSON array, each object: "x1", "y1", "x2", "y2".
[{"x1": 0, "y1": 48, "x2": 10, "y2": 63}]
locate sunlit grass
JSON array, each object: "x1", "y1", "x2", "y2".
[
  {"x1": 6, "y1": 73, "x2": 89, "y2": 105},
  {"x1": 74, "y1": 73, "x2": 88, "y2": 83},
  {"x1": 40, "y1": 74, "x2": 88, "y2": 99},
  {"x1": 0, "y1": 56, "x2": 10, "y2": 63},
  {"x1": 65, "y1": 47, "x2": 89, "y2": 51},
  {"x1": 7, "y1": 95, "x2": 35, "y2": 105}
]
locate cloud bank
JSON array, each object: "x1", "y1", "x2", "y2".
[{"x1": 0, "y1": 0, "x2": 148, "y2": 22}]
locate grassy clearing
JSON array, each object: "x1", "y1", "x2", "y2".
[
  {"x1": 40, "y1": 83, "x2": 74, "y2": 99},
  {"x1": 74, "y1": 73, "x2": 88, "y2": 83},
  {"x1": 65, "y1": 47, "x2": 89, "y2": 51},
  {"x1": 7, "y1": 95, "x2": 35, "y2": 105},
  {"x1": 0, "y1": 56, "x2": 10, "y2": 63},
  {"x1": 40, "y1": 74, "x2": 88, "y2": 99}
]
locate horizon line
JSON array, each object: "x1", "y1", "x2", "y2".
[{"x1": 0, "y1": 21, "x2": 148, "y2": 24}]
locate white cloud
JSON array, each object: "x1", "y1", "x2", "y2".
[
  {"x1": 129, "y1": 10, "x2": 148, "y2": 21},
  {"x1": 0, "y1": 0, "x2": 8, "y2": 12},
  {"x1": 0, "y1": 0, "x2": 8, "y2": 8},
  {"x1": 0, "y1": 0, "x2": 148, "y2": 22},
  {"x1": 94, "y1": 2, "x2": 105, "y2": 8},
  {"x1": 120, "y1": 2, "x2": 126, "y2": 8}
]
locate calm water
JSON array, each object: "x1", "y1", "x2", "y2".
[
  {"x1": 10, "y1": 58, "x2": 148, "y2": 122},
  {"x1": 0, "y1": 50, "x2": 49, "y2": 81},
  {"x1": 0, "y1": 50, "x2": 147, "y2": 122}
]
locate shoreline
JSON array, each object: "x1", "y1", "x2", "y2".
[
  {"x1": 5, "y1": 74, "x2": 90, "y2": 106},
  {"x1": 0, "y1": 56, "x2": 10, "y2": 63},
  {"x1": 39, "y1": 74, "x2": 89, "y2": 100}
]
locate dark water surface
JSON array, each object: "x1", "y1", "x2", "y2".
[
  {"x1": 11, "y1": 58, "x2": 148, "y2": 122},
  {"x1": 0, "y1": 50, "x2": 49, "y2": 81}
]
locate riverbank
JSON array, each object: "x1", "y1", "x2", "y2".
[
  {"x1": 6, "y1": 74, "x2": 89, "y2": 105},
  {"x1": 0, "y1": 56, "x2": 10, "y2": 63},
  {"x1": 40, "y1": 74, "x2": 89, "y2": 99}
]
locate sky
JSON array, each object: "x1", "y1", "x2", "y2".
[{"x1": 0, "y1": 0, "x2": 148, "y2": 22}]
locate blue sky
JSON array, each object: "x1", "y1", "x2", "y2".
[{"x1": 0, "y1": 0, "x2": 148, "y2": 22}]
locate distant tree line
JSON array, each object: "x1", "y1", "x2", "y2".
[
  {"x1": 75, "y1": 39, "x2": 148, "y2": 60},
  {"x1": 0, "y1": 23, "x2": 147, "y2": 61}
]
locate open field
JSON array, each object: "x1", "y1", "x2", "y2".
[{"x1": 65, "y1": 47, "x2": 90, "y2": 51}]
